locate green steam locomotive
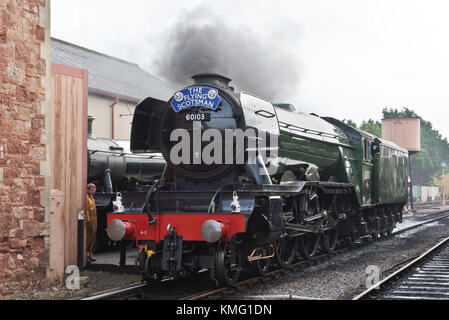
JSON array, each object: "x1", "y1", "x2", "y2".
[{"x1": 106, "y1": 74, "x2": 409, "y2": 285}]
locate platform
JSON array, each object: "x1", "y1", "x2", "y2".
[
  {"x1": 86, "y1": 247, "x2": 140, "y2": 274},
  {"x1": 395, "y1": 205, "x2": 449, "y2": 233}
]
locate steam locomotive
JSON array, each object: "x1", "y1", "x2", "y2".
[
  {"x1": 87, "y1": 135, "x2": 165, "y2": 249},
  {"x1": 105, "y1": 74, "x2": 409, "y2": 285}
]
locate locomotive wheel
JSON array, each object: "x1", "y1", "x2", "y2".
[
  {"x1": 383, "y1": 215, "x2": 395, "y2": 237},
  {"x1": 256, "y1": 245, "x2": 274, "y2": 275},
  {"x1": 275, "y1": 236, "x2": 297, "y2": 267},
  {"x1": 135, "y1": 250, "x2": 146, "y2": 276},
  {"x1": 296, "y1": 189, "x2": 321, "y2": 260},
  {"x1": 345, "y1": 234, "x2": 358, "y2": 248},
  {"x1": 385, "y1": 225, "x2": 394, "y2": 237},
  {"x1": 135, "y1": 250, "x2": 153, "y2": 279},
  {"x1": 371, "y1": 232, "x2": 381, "y2": 240},
  {"x1": 387, "y1": 214, "x2": 396, "y2": 235},
  {"x1": 321, "y1": 226, "x2": 339, "y2": 253},
  {"x1": 297, "y1": 233, "x2": 320, "y2": 260},
  {"x1": 380, "y1": 215, "x2": 388, "y2": 237},
  {"x1": 139, "y1": 254, "x2": 154, "y2": 280},
  {"x1": 215, "y1": 241, "x2": 240, "y2": 286},
  {"x1": 320, "y1": 211, "x2": 339, "y2": 253}
]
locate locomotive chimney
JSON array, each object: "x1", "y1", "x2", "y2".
[{"x1": 192, "y1": 73, "x2": 232, "y2": 89}]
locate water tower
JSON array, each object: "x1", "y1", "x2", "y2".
[{"x1": 382, "y1": 117, "x2": 421, "y2": 210}]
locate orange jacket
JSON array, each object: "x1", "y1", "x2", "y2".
[{"x1": 86, "y1": 194, "x2": 97, "y2": 222}]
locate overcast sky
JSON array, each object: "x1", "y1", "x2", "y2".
[{"x1": 51, "y1": 0, "x2": 449, "y2": 140}]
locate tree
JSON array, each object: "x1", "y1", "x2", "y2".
[
  {"x1": 342, "y1": 119, "x2": 358, "y2": 128},
  {"x1": 359, "y1": 119, "x2": 381, "y2": 137}
]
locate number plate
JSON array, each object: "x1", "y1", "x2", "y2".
[{"x1": 184, "y1": 113, "x2": 211, "y2": 121}]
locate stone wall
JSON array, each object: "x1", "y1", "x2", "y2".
[{"x1": 0, "y1": 0, "x2": 51, "y2": 294}]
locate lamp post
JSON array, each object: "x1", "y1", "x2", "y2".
[{"x1": 443, "y1": 162, "x2": 446, "y2": 207}]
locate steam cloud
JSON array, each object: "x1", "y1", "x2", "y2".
[{"x1": 155, "y1": 7, "x2": 301, "y2": 102}]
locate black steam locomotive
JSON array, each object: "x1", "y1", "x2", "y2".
[
  {"x1": 87, "y1": 136, "x2": 165, "y2": 249},
  {"x1": 105, "y1": 74, "x2": 409, "y2": 285}
]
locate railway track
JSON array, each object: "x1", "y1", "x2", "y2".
[
  {"x1": 80, "y1": 283, "x2": 147, "y2": 300},
  {"x1": 353, "y1": 235, "x2": 449, "y2": 300},
  {"x1": 180, "y1": 251, "x2": 342, "y2": 300},
  {"x1": 182, "y1": 210, "x2": 449, "y2": 300},
  {"x1": 81, "y1": 210, "x2": 449, "y2": 300}
]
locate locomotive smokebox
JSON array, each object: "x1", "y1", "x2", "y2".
[{"x1": 131, "y1": 72, "x2": 280, "y2": 182}]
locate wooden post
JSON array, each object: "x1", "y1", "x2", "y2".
[
  {"x1": 77, "y1": 210, "x2": 85, "y2": 271},
  {"x1": 50, "y1": 63, "x2": 88, "y2": 269}
]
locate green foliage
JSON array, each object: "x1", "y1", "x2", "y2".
[
  {"x1": 383, "y1": 107, "x2": 418, "y2": 119},
  {"x1": 342, "y1": 119, "x2": 358, "y2": 128},
  {"x1": 342, "y1": 118, "x2": 382, "y2": 137},
  {"x1": 359, "y1": 119, "x2": 382, "y2": 137}
]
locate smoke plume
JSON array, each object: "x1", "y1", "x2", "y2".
[{"x1": 155, "y1": 7, "x2": 301, "y2": 102}]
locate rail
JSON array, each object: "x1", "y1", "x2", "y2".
[
  {"x1": 80, "y1": 283, "x2": 147, "y2": 300},
  {"x1": 353, "y1": 235, "x2": 449, "y2": 300}
]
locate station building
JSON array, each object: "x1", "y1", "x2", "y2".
[
  {"x1": 51, "y1": 38, "x2": 175, "y2": 140},
  {"x1": 434, "y1": 176, "x2": 449, "y2": 199}
]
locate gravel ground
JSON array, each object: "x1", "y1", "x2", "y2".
[
  {"x1": 227, "y1": 216, "x2": 449, "y2": 300},
  {"x1": 0, "y1": 270, "x2": 141, "y2": 300}
]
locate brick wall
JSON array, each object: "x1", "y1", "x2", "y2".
[{"x1": 0, "y1": 0, "x2": 51, "y2": 295}]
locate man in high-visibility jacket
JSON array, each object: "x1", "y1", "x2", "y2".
[{"x1": 86, "y1": 183, "x2": 97, "y2": 262}]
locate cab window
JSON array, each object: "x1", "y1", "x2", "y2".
[
  {"x1": 367, "y1": 141, "x2": 372, "y2": 161},
  {"x1": 363, "y1": 139, "x2": 373, "y2": 161}
]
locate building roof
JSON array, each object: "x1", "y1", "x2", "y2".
[{"x1": 51, "y1": 38, "x2": 176, "y2": 102}]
